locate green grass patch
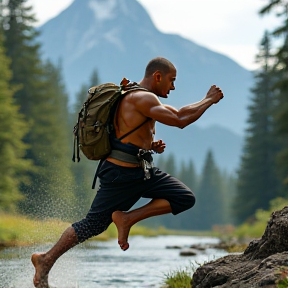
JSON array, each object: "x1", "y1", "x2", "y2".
[
  {"x1": 278, "y1": 279, "x2": 288, "y2": 288},
  {"x1": 162, "y1": 262, "x2": 197, "y2": 288},
  {"x1": 0, "y1": 213, "x2": 71, "y2": 246},
  {"x1": 235, "y1": 198, "x2": 288, "y2": 239},
  {"x1": 276, "y1": 266, "x2": 288, "y2": 288}
]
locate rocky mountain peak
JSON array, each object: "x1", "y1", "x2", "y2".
[{"x1": 37, "y1": 0, "x2": 251, "y2": 172}]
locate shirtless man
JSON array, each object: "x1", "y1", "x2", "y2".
[{"x1": 31, "y1": 57, "x2": 223, "y2": 287}]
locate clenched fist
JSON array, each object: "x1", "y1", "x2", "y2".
[
  {"x1": 206, "y1": 85, "x2": 224, "y2": 104},
  {"x1": 151, "y1": 139, "x2": 166, "y2": 154}
]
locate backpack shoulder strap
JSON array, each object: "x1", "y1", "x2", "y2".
[
  {"x1": 117, "y1": 79, "x2": 151, "y2": 141},
  {"x1": 118, "y1": 118, "x2": 151, "y2": 141}
]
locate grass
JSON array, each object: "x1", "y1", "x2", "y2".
[
  {"x1": 162, "y1": 262, "x2": 197, "y2": 288},
  {"x1": 161, "y1": 259, "x2": 288, "y2": 288},
  {"x1": 278, "y1": 279, "x2": 288, "y2": 288},
  {"x1": 276, "y1": 267, "x2": 288, "y2": 288},
  {"x1": 0, "y1": 213, "x2": 71, "y2": 246}
]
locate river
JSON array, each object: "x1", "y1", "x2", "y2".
[{"x1": 0, "y1": 235, "x2": 227, "y2": 288}]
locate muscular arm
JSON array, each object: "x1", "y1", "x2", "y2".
[
  {"x1": 135, "y1": 85, "x2": 223, "y2": 129},
  {"x1": 161, "y1": 99, "x2": 214, "y2": 128}
]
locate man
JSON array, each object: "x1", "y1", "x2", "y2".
[{"x1": 31, "y1": 57, "x2": 223, "y2": 287}]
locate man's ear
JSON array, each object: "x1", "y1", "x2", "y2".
[{"x1": 153, "y1": 71, "x2": 162, "y2": 83}]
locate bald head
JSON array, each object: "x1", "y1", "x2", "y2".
[{"x1": 144, "y1": 57, "x2": 175, "y2": 77}]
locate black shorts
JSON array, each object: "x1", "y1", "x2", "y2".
[{"x1": 72, "y1": 161, "x2": 195, "y2": 242}]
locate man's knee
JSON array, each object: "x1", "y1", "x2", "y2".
[
  {"x1": 72, "y1": 212, "x2": 112, "y2": 243},
  {"x1": 183, "y1": 191, "x2": 196, "y2": 210},
  {"x1": 171, "y1": 190, "x2": 196, "y2": 215}
]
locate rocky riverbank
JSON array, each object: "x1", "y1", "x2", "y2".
[{"x1": 192, "y1": 206, "x2": 288, "y2": 288}]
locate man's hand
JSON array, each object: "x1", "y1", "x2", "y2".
[
  {"x1": 151, "y1": 139, "x2": 166, "y2": 154},
  {"x1": 206, "y1": 85, "x2": 224, "y2": 104}
]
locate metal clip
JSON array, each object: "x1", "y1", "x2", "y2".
[
  {"x1": 94, "y1": 120, "x2": 102, "y2": 133},
  {"x1": 138, "y1": 149, "x2": 154, "y2": 180},
  {"x1": 142, "y1": 160, "x2": 151, "y2": 180}
]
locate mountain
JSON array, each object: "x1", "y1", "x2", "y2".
[
  {"x1": 154, "y1": 124, "x2": 243, "y2": 174},
  {"x1": 37, "y1": 0, "x2": 250, "y2": 173}
]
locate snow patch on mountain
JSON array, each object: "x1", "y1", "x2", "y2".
[
  {"x1": 104, "y1": 28, "x2": 125, "y2": 51},
  {"x1": 68, "y1": 26, "x2": 99, "y2": 62},
  {"x1": 88, "y1": 0, "x2": 117, "y2": 21},
  {"x1": 118, "y1": 0, "x2": 135, "y2": 18}
]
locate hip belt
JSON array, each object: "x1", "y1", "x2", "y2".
[
  {"x1": 92, "y1": 149, "x2": 155, "y2": 189},
  {"x1": 109, "y1": 150, "x2": 140, "y2": 165},
  {"x1": 109, "y1": 149, "x2": 154, "y2": 180}
]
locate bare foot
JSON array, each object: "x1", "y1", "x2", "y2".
[
  {"x1": 112, "y1": 211, "x2": 131, "y2": 251},
  {"x1": 31, "y1": 253, "x2": 50, "y2": 288}
]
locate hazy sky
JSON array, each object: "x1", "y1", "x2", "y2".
[{"x1": 26, "y1": 0, "x2": 279, "y2": 70}]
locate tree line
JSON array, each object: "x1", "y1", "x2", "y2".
[
  {"x1": 233, "y1": 1, "x2": 288, "y2": 224},
  {"x1": 0, "y1": 0, "x2": 287, "y2": 231},
  {"x1": 149, "y1": 152, "x2": 236, "y2": 231},
  {"x1": 0, "y1": 0, "x2": 97, "y2": 221}
]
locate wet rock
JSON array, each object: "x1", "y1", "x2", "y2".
[
  {"x1": 192, "y1": 206, "x2": 288, "y2": 288},
  {"x1": 180, "y1": 248, "x2": 198, "y2": 256},
  {"x1": 166, "y1": 245, "x2": 182, "y2": 249},
  {"x1": 190, "y1": 244, "x2": 208, "y2": 251},
  {"x1": 0, "y1": 242, "x2": 8, "y2": 250}
]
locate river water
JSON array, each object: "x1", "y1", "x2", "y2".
[{"x1": 0, "y1": 235, "x2": 227, "y2": 288}]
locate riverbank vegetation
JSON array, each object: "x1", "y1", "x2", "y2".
[
  {"x1": 234, "y1": 198, "x2": 287, "y2": 240},
  {"x1": 162, "y1": 199, "x2": 288, "y2": 288},
  {"x1": 0, "y1": 214, "x2": 71, "y2": 247},
  {"x1": 0, "y1": 213, "x2": 215, "y2": 248}
]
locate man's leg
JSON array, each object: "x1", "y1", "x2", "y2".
[
  {"x1": 112, "y1": 167, "x2": 196, "y2": 251},
  {"x1": 112, "y1": 198, "x2": 172, "y2": 251},
  {"x1": 31, "y1": 226, "x2": 78, "y2": 288}
]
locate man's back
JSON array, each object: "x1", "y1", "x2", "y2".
[{"x1": 114, "y1": 90, "x2": 156, "y2": 150}]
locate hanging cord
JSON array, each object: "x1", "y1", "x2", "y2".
[{"x1": 72, "y1": 114, "x2": 81, "y2": 162}]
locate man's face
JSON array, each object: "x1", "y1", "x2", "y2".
[{"x1": 156, "y1": 68, "x2": 176, "y2": 98}]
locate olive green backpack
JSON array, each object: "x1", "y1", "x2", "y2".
[{"x1": 72, "y1": 78, "x2": 148, "y2": 162}]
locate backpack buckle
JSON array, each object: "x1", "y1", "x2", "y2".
[{"x1": 93, "y1": 121, "x2": 102, "y2": 132}]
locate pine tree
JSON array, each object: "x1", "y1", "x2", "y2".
[
  {"x1": 260, "y1": 2, "x2": 288, "y2": 194},
  {"x1": 70, "y1": 69, "x2": 101, "y2": 218},
  {"x1": 174, "y1": 160, "x2": 199, "y2": 230},
  {"x1": 89, "y1": 69, "x2": 101, "y2": 89},
  {"x1": 2, "y1": 0, "x2": 41, "y2": 117},
  {"x1": 0, "y1": 30, "x2": 32, "y2": 211},
  {"x1": 233, "y1": 31, "x2": 280, "y2": 223},
  {"x1": 178, "y1": 160, "x2": 198, "y2": 191},
  {"x1": 196, "y1": 150, "x2": 224, "y2": 230},
  {"x1": 1, "y1": 1, "x2": 78, "y2": 220},
  {"x1": 161, "y1": 153, "x2": 177, "y2": 176},
  {"x1": 36, "y1": 61, "x2": 76, "y2": 219},
  {"x1": 220, "y1": 171, "x2": 237, "y2": 224},
  {"x1": 275, "y1": 35, "x2": 288, "y2": 190},
  {"x1": 17, "y1": 61, "x2": 77, "y2": 220}
]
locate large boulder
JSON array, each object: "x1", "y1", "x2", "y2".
[{"x1": 192, "y1": 206, "x2": 288, "y2": 288}]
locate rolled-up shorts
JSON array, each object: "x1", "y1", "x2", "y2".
[{"x1": 72, "y1": 160, "x2": 195, "y2": 242}]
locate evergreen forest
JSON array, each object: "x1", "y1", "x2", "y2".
[{"x1": 1, "y1": 0, "x2": 288, "y2": 233}]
